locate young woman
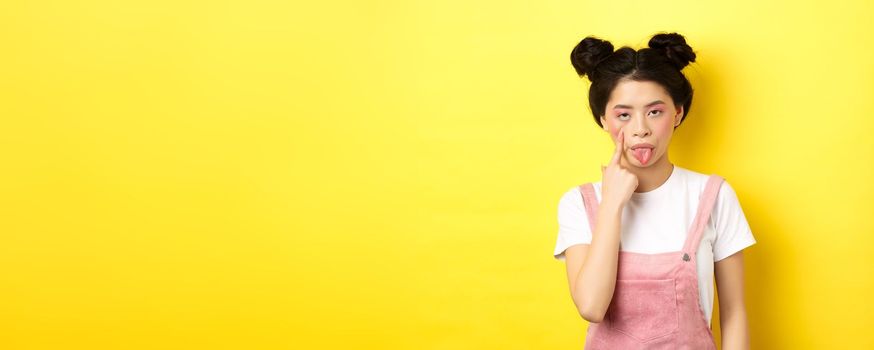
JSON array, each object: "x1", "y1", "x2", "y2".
[{"x1": 552, "y1": 33, "x2": 756, "y2": 349}]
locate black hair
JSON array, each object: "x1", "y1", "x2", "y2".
[{"x1": 570, "y1": 32, "x2": 696, "y2": 129}]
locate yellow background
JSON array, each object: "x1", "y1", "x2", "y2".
[{"x1": 1, "y1": 0, "x2": 872, "y2": 349}]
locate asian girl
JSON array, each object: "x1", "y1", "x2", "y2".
[{"x1": 553, "y1": 33, "x2": 755, "y2": 349}]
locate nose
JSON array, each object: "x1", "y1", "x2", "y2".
[{"x1": 631, "y1": 114, "x2": 651, "y2": 138}]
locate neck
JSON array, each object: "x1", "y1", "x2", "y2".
[{"x1": 620, "y1": 154, "x2": 674, "y2": 193}]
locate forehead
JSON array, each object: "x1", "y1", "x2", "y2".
[{"x1": 607, "y1": 80, "x2": 672, "y2": 108}]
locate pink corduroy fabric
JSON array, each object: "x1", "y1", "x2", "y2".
[{"x1": 578, "y1": 175, "x2": 724, "y2": 349}]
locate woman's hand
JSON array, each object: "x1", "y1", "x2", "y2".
[{"x1": 600, "y1": 127, "x2": 638, "y2": 209}]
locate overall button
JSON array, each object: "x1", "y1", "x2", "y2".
[{"x1": 682, "y1": 253, "x2": 690, "y2": 261}]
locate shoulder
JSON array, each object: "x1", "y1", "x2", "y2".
[
  {"x1": 714, "y1": 177, "x2": 742, "y2": 208},
  {"x1": 673, "y1": 165, "x2": 731, "y2": 195},
  {"x1": 557, "y1": 185, "x2": 589, "y2": 227},
  {"x1": 557, "y1": 179, "x2": 604, "y2": 214},
  {"x1": 673, "y1": 165, "x2": 710, "y2": 190},
  {"x1": 680, "y1": 167, "x2": 745, "y2": 220},
  {"x1": 559, "y1": 185, "x2": 578, "y2": 202},
  {"x1": 559, "y1": 177, "x2": 603, "y2": 200}
]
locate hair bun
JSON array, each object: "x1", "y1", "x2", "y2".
[
  {"x1": 570, "y1": 36, "x2": 614, "y2": 79},
  {"x1": 648, "y1": 32, "x2": 696, "y2": 70}
]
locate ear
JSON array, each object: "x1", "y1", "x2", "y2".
[
  {"x1": 674, "y1": 106, "x2": 684, "y2": 127},
  {"x1": 599, "y1": 116, "x2": 608, "y2": 131}
]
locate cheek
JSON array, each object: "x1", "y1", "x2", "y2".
[
  {"x1": 652, "y1": 117, "x2": 675, "y2": 138},
  {"x1": 605, "y1": 119, "x2": 622, "y2": 139}
]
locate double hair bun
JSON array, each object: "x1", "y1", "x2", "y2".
[
  {"x1": 647, "y1": 33, "x2": 697, "y2": 70},
  {"x1": 570, "y1": 32, "x2": 696, "y2": 80}
]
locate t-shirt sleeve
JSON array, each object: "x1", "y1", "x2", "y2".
[
  {"x1": 710, "y1": 180, "x2": 757, "y2": 262},
  {"x1": 553, "y1": 186, "x2": 593, "y2": 261}
]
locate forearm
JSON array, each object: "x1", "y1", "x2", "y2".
[
  {"x1": 572, "y1": 199, "x2": 622, "y2": 322},
  {"x1": 719, "y1": 307, "x2": 750, "y2": 350}
]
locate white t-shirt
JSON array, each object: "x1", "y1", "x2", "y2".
[{"x1": 553, "y1": 165, "x2": 756, "y2": 327}]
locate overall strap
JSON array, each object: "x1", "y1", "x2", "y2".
[
  {"x1": 682, "y1": 175, "x2": 725, "y2": 255},
  {"x1": 578, "y1": 183, "x2": 599, "y2": 233}
]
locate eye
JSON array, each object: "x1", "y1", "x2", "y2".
[
  {"x1": 648, "y1": 109, "x2": 662, "y2": 117},
  {"x1": 617, "y1": 113, "x2": 630, "y2": 121}
]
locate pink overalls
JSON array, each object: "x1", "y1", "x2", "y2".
[{"x1": 578, "y1": 175, "x2": 724, "y2": 349}]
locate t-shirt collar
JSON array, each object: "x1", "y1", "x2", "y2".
[{"x1": 630, "y1": 164, "x2": 678, "y2": 201}]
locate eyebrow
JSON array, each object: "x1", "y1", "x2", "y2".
[{"x1": 612, "y1": 100, "x2": 665, "y2": 109}]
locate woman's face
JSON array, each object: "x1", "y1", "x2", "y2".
[{"x1": 599, "y1": 79, "x2": 684, "y2": 168}]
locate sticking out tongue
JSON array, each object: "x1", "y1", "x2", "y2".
[{"x1": 632, "y1": 147, "x2": 653, "y2": 165}]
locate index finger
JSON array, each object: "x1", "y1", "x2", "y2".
[{"x1": 609, "y1": 127, "x2": 625, "y2": 165}]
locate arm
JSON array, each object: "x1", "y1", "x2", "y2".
[
  {"x1": 563, "y1": 198, "x2": 624, "y2": 323},
  {"x1": 563, "y1": 126, "x2": 636, "y2": 323},
  {"x1": 714, "y1": 251, "x2": 750, "y2": 349}
]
